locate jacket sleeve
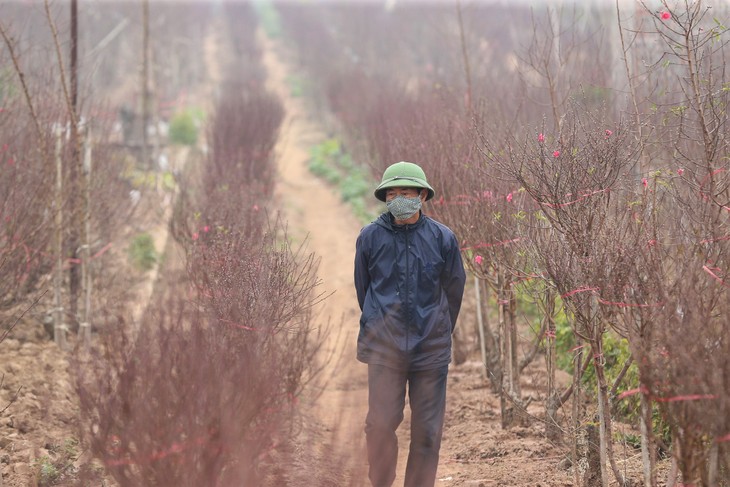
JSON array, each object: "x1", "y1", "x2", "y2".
[
  {"x1": 442, "y1": 232, "x2": 466, "y2": 332},
  {"x1": 354, "y1": 231, "x2": 370, "y2": 312}
]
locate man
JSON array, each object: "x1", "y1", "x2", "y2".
[{"x1": 354, "y1": 161, "x2": 466, "y2": 487}]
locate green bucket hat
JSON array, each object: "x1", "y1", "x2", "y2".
[{"x1": 374, "y1": 161, "x2": 435, "y2": 202}]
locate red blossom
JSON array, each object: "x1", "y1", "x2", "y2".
[
  {"x1": 538, "y1": 133, "x2": 545, "y2": 142},
  {"x1": 642, "y1": 178, "x2": 648, "y2": 187},
  {"x1": 661, "y1": 11, "x2": 671, "y2": 20},
  {"x1": 506, "y1": 192, "x2": 513, "y2": 203},
  {"x1": 605, "y1": 129, "x2": 613, "y2": 138},
  {"x1": 474, "y1": 255, "x2": 483, "y2": 265},
  {"x1": 677, "y1": 168, "x2": 684, "y2": 176},
  {"x1": 553, "y1": 150, "x2": 560, "y2": 158}
]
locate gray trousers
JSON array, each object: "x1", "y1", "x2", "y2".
[{"x1": 365, "y1": 363, "x2": 449, "y2": 487}]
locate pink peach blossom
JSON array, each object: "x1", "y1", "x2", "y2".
[
  {"x1": 538, "y1": 133, "x2": 545, "y2": 142},
  {"x1": 677, "y1": 168, "x2": 684, "y2": 176},
  {"x1": 474, "y1": 255, "x2": 483, "y2": 265},
  {"x1": 605, "y1": 129, "x2": 613, "y2": 137},
  {"x1": 506, "y1": 192, "x2": 513, "y2": 203},
  {"x1": 661, "y1": 11, "x2": 671, "y2": 20},
  {"x1": 642, "y1": 178, "x2": 648, "y2": 187},
  {"x1": 553, "y1": 150, "x2": 560, "y2": 158},
  {"x1": 203, "y1": 225, "x2": 210, "y2": 233},
  {"x1": 192, "y1": 232, "x2": 199, "y2": 241}
]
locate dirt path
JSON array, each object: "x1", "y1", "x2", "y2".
[{"x1": 258, "y1": 32, "x2": 376, "y2": 485}]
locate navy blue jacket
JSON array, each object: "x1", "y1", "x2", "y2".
[{"x1": 354, "y1": 212, "x2": 466, "y2": 371}]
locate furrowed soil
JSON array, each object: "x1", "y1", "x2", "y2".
[{"x1": 0, "y1": 20, "x2": 660, "y2": 487}]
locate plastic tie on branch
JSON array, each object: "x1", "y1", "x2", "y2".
[
  {"x1": 104, "y1": 433, "x2": 219, "y2": 467},
  {"x1": 617, "y1": 386, "x2": 717, "y2": 404},
  {"x1": 541, "y1": 188, "x2": 610, "y2": 208},
  {"x1": 698, "y1": 168, "x2": 729, "y2": 209},
  {"x1": 460, "y1": 238, "x2": 521, "y2": 251},
  {"x1": 560, "y1": 286, "x2": 599, "y2": 298},
  {"x1": 560, "y1": 286, "x2": 664, "y2": 308},
  {"x1": 703, "y1": 265, "x2": 730, "y2": 288},
  {"x1": 717, "y1": 432, "x2": 730, "y2": 443},
  {"x1": 596, "y1": 297, "x2": 665, "y2": 308},
  {"x1": 219, "y1": 317, "x2": 258, "y2": 331}
]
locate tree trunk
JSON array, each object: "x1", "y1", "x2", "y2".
[
  {"x1": 582, "y1": 420, "x2": 602, "y2": 487},
  {"x1": 507, "y1": 279, "x2": 529, "y2": 426},
  {"x1": 475, "y1": 275, "x2": 487, "y2": 376},
  {"x1": 54, "y1": 134, "x2": 66, "y2": 349},
  {"x1": 547, "y1": 4, "x2": 562, "y2": 131},
  {"x1": 708, "y1": 441, "x2": 718, "y2": 486},
  {"x1": 480, "y1": 279, "x2": 502, "y2": 393},
  {"x1": 80, "y1": 134, "x2": 92, "y2": 350},
  {"x1": 508, "y1": 280, "x2": 520, "y2": 399},
  {"x1": 665, "y1": 439, "x2": 679, "y2": 487},
  {"x1": 572, "y1": 335, "x2": 585, "y2": 486},
  {"x1": 498, "y1": 272, "x2": 511, "y2": 428},
  {"x1": 640, "y1": 391, "x2": 656, "y2": 487},
  {"x1": 67, "y1": 0, "x2": 81, "y2": 331},
  {"x1": 545, "y1": 291, "x2": 561, "y2": 442},
  {"x1": 141, "y1": 0, "x2": 150, "y2": 168},
  {"x1": 678, "y1": 434, "x2": 706, "y2": 487},
  {"x1": 594, "y1": 346, "x2": 612, "y2": 487}
]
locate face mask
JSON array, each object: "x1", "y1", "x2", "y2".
[{"x1": 387, "y1": 195, "x2": 422, "y2": 221}]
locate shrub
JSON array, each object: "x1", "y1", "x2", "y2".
[
  {"x1": 34, "y1": 456, "x2": 60, "y2": 486},
  {"x1": 307, "y1": 139, "x2": 379, "y2": 223},
  {"x1": 341, "y1": 171, "x2": 369, "y2": 202},
  {"x1": 127, "y1": 233, "x2": 157, "y2": 271},
  {"x1": 169, "y1": 110, "x2": 198, "y2": 146},
  {"x1": 252, "y1": 0, "x2": 282, "y2": 38}
]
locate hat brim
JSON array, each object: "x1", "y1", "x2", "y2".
[{"x1": 374, "y1": 176, "x2": 435, "y2": 202}]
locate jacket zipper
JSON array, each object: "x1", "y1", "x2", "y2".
[{"x1": 404, "y1": 227, "x2": 410, "y2": 355}]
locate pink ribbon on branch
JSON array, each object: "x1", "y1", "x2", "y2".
[
  {"x1": 617, "y1": 386, "x2": 648, "y2": 400},
  {"x1": 92, "y1": 242, "x2": 113, "y2": 259},
  {"x1": 597, "y1": 298, "x2": 665, "y2": 308},
  {"x1": 654, "y1": 394, "x2": 717, "y2": 403},
  {"x1": 698, "y1": 168, "x2": 730, "y2": 211},
  {"x1": 461, "y1": 238, "x2": 521, "y2": 251},
  {"x1": 560, "y1": 286, "x2": 599, "y2": 298},
  {"x1": 541, "y1": 188, "x2": 609, "y2": 208},
  {"x1": 616, "y1": 387, "x2": 717, "y2": 403},
  {"x1": 717, "y1": 432, "x2": 730, "y2": 443},
  {"x1": 219, "y1": 318, "x2": 258, "y2": 331},
  {"x1": 700, "y1": 235, "x2": 730, "y2": 244},
  {"x1": 432, "y1": 194, "x2": 481, "y2": 206},
  {"x1": 703, "y1": 265, "x2": 730, "y2": 288},
  {"x1": 560, "y1": 286, "x2": 663, "y2": 307},
  {"x1": 105, "y1": 433, "x2": 219, "y2": 467}
]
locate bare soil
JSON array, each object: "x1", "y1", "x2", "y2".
[{"x1": 0, "y1": 23, "x2": 656, "y2": 487}]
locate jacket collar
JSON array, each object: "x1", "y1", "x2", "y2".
[{"x1": 375, "y1": 211, "x2": 426, "y2": 231}]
